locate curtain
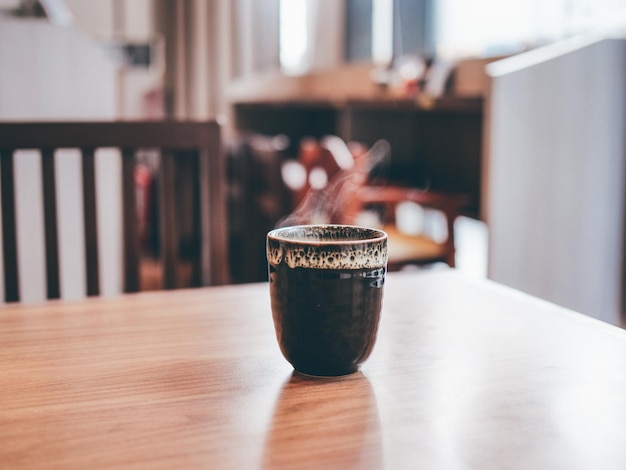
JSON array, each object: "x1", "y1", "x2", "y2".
[
  {"x1": 305, "y1": 0, "x2": 345, "y2": 71},
  {"x1": 232, "y1": 0, "x2": 280, "y2": 76},
  {"x1": 154, "y1": 0, "x2": 234, "y2": 119},
  {"x1": 279, "y1": 0, "x2": 345, "y2": 74}
]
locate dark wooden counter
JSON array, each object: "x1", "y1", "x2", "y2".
[{"x1": 233, "y1": 96, "x2": 484, "y2": 218}]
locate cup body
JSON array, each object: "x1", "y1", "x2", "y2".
[{"x1": 267, "y1": 225, "x2": 387, "y2": 376}]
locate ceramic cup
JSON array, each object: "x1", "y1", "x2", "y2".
[{"x1": 267, "y1": 225, "x2": 387, "y2": 376}]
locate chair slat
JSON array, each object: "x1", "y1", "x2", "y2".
[
  {"x1": 198, "y1": 148, "x2": 212, "y2": 286},
  {"x1": 200, "y1": 124, "x2": 229, "y2": 285},
  {"x1": 121, "y1": 148, "x2": 140, "y2": 293},
  {"x1": 41, "y1": 148, "x2": 60, "y2": 299},
  {"x1": 185, "y1": 151, "x2": 202, "y2": 287},
  {"x1": 0, "y1": 149, "x2": 19, "y2": 302},
  {"x1": 81, "y1": 148, "x2": 100, "y2": 297},
  {"x1": 159, "y1": 151, "x2": 178, "y2": 289}
]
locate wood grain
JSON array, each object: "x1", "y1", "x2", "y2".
[{"x1": 2, "y1": 270, "x2": 626, "y2": 468}]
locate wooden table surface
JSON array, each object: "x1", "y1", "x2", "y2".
[{"x1": 2, "y1": 270, "x2": 626, "y2": 469}]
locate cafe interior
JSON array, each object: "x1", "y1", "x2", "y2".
[
  {"x1": 5, "y1": 2, "x2": 626, "y2": 467},
  {"x1": 1, "y1": 0, "x2": 626, "y2": 327}
]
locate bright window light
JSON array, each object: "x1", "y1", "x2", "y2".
[
  {"x1": 280, "y1": 0, "x2": 308, "y2": 74},
  {"x1": 436, "y1": 0, "x2": 532, "y2": 58},
  {"x1": 435, "y1": 0, "x2": 626, "y2": 59},
  {"x1": 372, "y1": 0, "x2": 394, "y2": 65}
]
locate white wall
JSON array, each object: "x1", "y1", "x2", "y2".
[
  {"x1": 0, "y1": 17, "x2": 122, "y2": 303},
  {"x1": 0, "y1": 17, "x2": 117, "y2": 120},
  {"x1": 63, "y1": 0, "x2": 154, "y2": 40},
  {"x1": 62, "y1": 0, "x2": 115, "y2": 38},
  {"x1": 486, "y1": 35, "x2": 626, "y2": 325}
]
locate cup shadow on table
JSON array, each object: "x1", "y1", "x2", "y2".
[{"x1": 262, "y1": 370, "x2": 382, "y2": 468}]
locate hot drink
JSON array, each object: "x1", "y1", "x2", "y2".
[
  {"x1": 267, "y1": 225, "x2": 387, "y2": 376},
  {"x1": 269, "y1": 264, "x2": 384, "y2": 375}
]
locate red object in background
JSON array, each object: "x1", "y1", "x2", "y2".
[{"x1": 134, "y1": 163, "x2": 153, "y2": 246}]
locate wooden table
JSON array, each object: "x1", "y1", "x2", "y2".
[{"x1": 2, "y1": 271, "x2": 626, "y2": 469}]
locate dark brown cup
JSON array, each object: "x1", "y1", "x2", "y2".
[{"x1": 267, "y1": 225, "x2": 387, "y2": 376}]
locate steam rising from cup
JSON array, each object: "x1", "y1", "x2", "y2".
[{"x1": 278, "y1": 137, "x2": 391, "y2": 228}]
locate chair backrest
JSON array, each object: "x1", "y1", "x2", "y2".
[
  {"x1": 316, "y1": 136, "x2": 471, "y2": 269},
  {"x1": 0, "y1": 121, "x2": 229, "y2": 302}
]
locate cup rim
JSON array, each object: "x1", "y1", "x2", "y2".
[{"x1": 267, "y1": 224, "x2": 387, "y2": 246}]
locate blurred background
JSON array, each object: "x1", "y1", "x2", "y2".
[
  {"x1": 3, "y1": 0, "x2": 622, "y2": 119},
  {"x1": 1, "y1": 0, "x2": 626, "y2": 325}
]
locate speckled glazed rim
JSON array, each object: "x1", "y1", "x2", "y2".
[{"x1": 267, "y1": 224, "x2": 388, "y2": 270}]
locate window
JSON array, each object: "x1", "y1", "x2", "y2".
[
  {"x1": 346, "y1": 0, "x2": 434, "y2": 64},
  {"x1": 278, "y1": 0, "x2": 344, "y2": 75},
  {"x1": 267, "y1": 0, "x2": 626, "y2": 80},
  {"x1": 279, "y1": 0, "x2": 308, "y2": 74},
  {"x1": 435, "y1": 0, "x2": 626, "y2": 59}
]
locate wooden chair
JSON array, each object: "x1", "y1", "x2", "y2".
[
  {"x1": 292, "y1": 136, "x2": 470, "y2": 269},
  {"x1": 0, "y1": 121, "x2": 229, "y2": 302},
  {"x1": 346, "y1": 185, "x2": 470, "y2": 268}
]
